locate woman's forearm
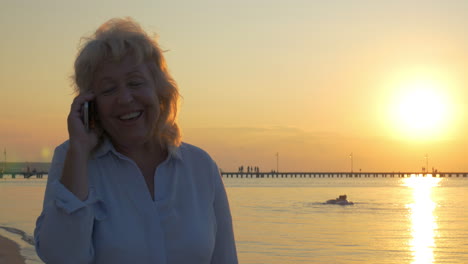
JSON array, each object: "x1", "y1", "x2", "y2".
[
  {"x1": 35, "y1": 143, "x2": 97, "y2": 264},
  {"x1": 60, "y1": 145, "x2": 90, "y2": 201}
]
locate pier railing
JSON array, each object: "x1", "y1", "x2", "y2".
[{"x1": 220, "y1": 172, "x2": 468, "y2": 178}]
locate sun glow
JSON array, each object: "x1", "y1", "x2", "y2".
[{"x1": 383, "y1": 68, "x2": 458, "y2": 141}]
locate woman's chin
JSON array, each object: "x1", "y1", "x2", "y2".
[{"x1": 112, "y1": 133, "x2": 157, "y2": 149}]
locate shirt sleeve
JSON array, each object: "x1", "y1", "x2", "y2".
[
  {"x1": 210, "y1": 161, "x2": 239, "y2": 264},
  {"x1": 34, "y1": 142, "x2": 106, "y2": 264}
]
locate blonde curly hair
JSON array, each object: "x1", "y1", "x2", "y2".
[{"x1": 73, "y1": 17, "x2": 181, "y2": 149}]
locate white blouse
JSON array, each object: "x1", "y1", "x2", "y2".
[{"x1": 34, "y1": 140, "x2": 238, "y2": 264}]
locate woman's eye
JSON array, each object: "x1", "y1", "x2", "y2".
[
  {"x1": 129, "y1": 81, "x2": 144, "y2": 87},
  {"x1": 101, "y1": 87, "x2": 116, "y2": 95}
]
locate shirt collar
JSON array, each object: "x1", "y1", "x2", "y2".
[
  {"x1": 92, "y1": 138, "x2": 113, "y2": 159},
  {"x1": 168, "y1": 144, "x2": 183, "y2": 160},
  {"x1": 92, "y1": 137, "x2": 183, "y2": 161}
]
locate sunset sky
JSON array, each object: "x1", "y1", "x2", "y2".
[{"x1": 1, "y1": 0, "x2": 468, "y2": 172}]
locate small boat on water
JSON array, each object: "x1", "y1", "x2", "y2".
[{"x1": 326, "y1": 194, "x2": 354, "y2": 205}]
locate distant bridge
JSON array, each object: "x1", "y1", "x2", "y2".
[{"x1": 220, "y1": 172, "x2": 468, "y2": 179}]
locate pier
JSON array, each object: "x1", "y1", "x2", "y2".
[
  {"x1": 2, "y1": 171, "x2": 468, "y2": 179},
  {"x1": 220, "y1": 172, "x2": 468, "y2": 178},
  {"x1": 0, "y1": 170, "x2": 47, "y2": 179}
]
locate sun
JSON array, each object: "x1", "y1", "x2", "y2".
[
  {"x1": 387, "y1": 74, "x2": 454, "y2": 141},
  {"x1": 395, "y1": 79, "x2": 447, "y2": 131}
]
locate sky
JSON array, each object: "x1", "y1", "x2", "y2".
[{"x1": 1, "y1": 0, "x2": 468, "y2": 172}]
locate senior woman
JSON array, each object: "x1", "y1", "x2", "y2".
[{"x1": 34, "y1": 17, "x2": 238, "y2": 264}]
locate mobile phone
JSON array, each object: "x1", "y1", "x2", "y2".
[
  {"x1": 82, "y1": 101, "x2": 95, "y2": 131},
  {"x1": 83, "y1": 102, "x2": 90, "y2": 131}
]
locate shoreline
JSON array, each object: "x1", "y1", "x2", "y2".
[{"x1": 0, "y1": 235, "x2": 26, "y2": 264}]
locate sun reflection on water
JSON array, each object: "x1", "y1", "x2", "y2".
[{"x1": 404, "y1": 176, "x2": 441, "y2": 264}]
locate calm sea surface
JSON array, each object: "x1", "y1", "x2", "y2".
[{"x1": 1, "y1": 174, "x2": 468, "y2": 264}]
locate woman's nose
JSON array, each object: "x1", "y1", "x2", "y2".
[{"x1": 117, "y1": 88, "x2": 134, "y2": 104}]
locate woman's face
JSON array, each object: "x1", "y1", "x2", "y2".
[{"x1": 92, "y1": 55, "x2": 160, "y2": 148}]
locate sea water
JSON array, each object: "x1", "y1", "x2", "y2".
[{"x1": 1, "y1": 175, "x2": 468, "y2": 263}]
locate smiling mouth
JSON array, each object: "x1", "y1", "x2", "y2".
[{"x1": 119, "y1": 111, "x2": 143, "y2": 121}]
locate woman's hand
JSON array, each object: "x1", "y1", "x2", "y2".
[{"x1": 67, "y1": 92, "x2": 99, "y2": 157}]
